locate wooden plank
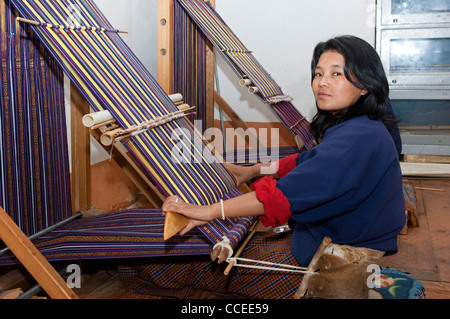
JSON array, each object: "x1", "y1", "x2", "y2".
[
  {"x1": 70, "y1": 82, "x2": 91, "y2": 213},
  {"x1": 401, "y1": 162, "x2": 450, "y2": 177},
  {"x1": 0, "y1": 207, "x2": 78, "y2": 299},
  {"x1": 379, "y1": 211, "x2": 440, "y2": 281},
  {"x1": 157, "y1": 0, "x2": 174, "y2": 94},
  {"x1": 404, "y1": 154, "x2": 450, "y2": 164},
  {"x1": 420, "y1": 280, "x2": 450, "y2": 299},
  {"x1": 417, "y1": 179, "x2": 450, "y2": 279}
]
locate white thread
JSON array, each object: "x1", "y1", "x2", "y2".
[
  {"x1": 220, "y1": 199, "x2": 225, "y2": 220},
  {"x1": 213, "y1": 237, "x2": 234, "y2": 260},
  {"x1": 227, "y1": 257, "x2": 316, "y2": 275}
]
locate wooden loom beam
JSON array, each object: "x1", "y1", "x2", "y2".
[
  {"x1": 157, "y1": 0, "x2": 264, "y2": 146},
  {"x1": 0, "y1": 206, "x2": 78, "y2": 299},
  {"x1": 158, "y1": 0, "x2": 216, "y2": 130},
  {"x1": 157, "y1": 0, "x2": 174, "y2": 95},
  {"x1": 205, "y1": 0, "x2": 216, "y2": 130},
  {"x1": 70, "y1": 82, "x2": 91, "y2": 213}
]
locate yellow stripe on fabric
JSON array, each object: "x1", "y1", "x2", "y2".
[
  {"x1": 39, "y1": 2, "x2": 140, "y2": 127},
  {"x1": 29, "y1": 0, "x2": 132, "y2": 125},
  {"x1": 71, "y1": 5, "x2": 229, "y2": 202},
  {"x1": 23, "y1": 1, "x2": 121, "y2": 115},
  {"x1": 72, "y1": 30, "x2": 151, "y2": 124},
  {"x1": 134, "y1": 133, "x2": 211, "y2": 205},
  {"x1": 84, "y1": 36, "x2": 231, "y2": 196},
  {"x1": 67, "y1": 0, "x2": 164, "y2": 121},
  {"x1": 24, "y1": 0, "x2": 232, "y2": 204},
  {"x1": 181, "y1": 1, "x2": 242, "y2": 51},
  {"x1": 39, "y1": 32, "x2": 103, "y2": 111},
  {"x1": 73, "y1": 0, "x2": 166, "y2": 116},
  {"x1": 125, "y1": 142, "x2": 174, "y2": 196}
]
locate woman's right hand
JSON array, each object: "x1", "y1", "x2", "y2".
[{"x1": 162, "y1": 195, "x2": 218, "y2": 235}]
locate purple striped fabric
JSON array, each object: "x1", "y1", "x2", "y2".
[
  {"x1": 0, "y1": 209, "x2": 213, "y2": 265},
  {"x1": 9, "y1": 0, "x2": 255, "y2": 249},
  {"x1": 176, "y1": 0, "x2": 315, "y2": 149},
  {"x1": 0, "y1": 0, "x2": 72, "y2": 236}
]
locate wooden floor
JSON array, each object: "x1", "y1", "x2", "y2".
[
  {"x1": 72, "y1": 178, "x2": 450, "y2": 299},
  {"x1": 379, "y1": 178, "x2": 450, "y2": 299},
  {"x1": 1, "y1": 178, "x2": 449, "y2": 300}
]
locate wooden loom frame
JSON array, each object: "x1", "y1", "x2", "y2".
[
  {"x1": 0, "y1": 0, "x2": 266, "y2": 299},
  {"x1": 71, "y1": 0, "x2": 262, "y2": 237},
  {"x1": 157, "y1": 0, "x2": 262, "y2": 142}
]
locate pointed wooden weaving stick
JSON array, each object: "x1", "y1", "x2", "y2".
[
  {"x1": 0, "y1": 206, "x2": 78, "y2": 299},
  {"x1": 164, "y1": 211, "x2": 189, "y2": 240}
]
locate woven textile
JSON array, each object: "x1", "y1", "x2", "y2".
[
  {"x1": 9, "y1": 0, "x2": 256, "y2": 248},
  {"x1": 173, "y1": 0, "x2": 208, "y2": 127},
  {"x1": 0, "y1": 208, "x2": 214, "y2": 265},
  {"x1": 0, "y1": 0, "x2": 71, "y2": 236},
  {"x1": 176, "y1": 0, "x2": 315, "y2": 149},
  {"x1": 222, "y1": 146, "x2": 300, "y2": 166},
  {"x1": 10, "y1": 0, "x2": 234, "y2": 205},
  {"x1": 119, "y1": 231, "x2": 303, "y2": 299}
]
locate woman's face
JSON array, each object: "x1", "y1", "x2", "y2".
[{"x1": 312, "y1": 51, "x2": 367, "y2": 115}]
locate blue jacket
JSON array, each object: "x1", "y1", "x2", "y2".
[{"x1": 277, "y1": 115, "x2": 406, "y2": 266}]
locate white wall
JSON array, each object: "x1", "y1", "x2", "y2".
[
  {"x1": 215, "y1": 0, "x2": 377, "y2": 122},
  {"x1": 67, "y1": 0, "x2": 376, "y2": 165}
]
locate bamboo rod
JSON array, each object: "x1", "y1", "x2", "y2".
[
  {"x1": 17, "y1": 17, "x2": 128, "y2": 33},
  {"x1": 224, "y1": 220, "x2": 260, "y2": 276}
]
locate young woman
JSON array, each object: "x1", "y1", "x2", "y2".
[
  {"x1": 162, "y1": 35, "x2": 405, "y2": 266},
  {"x1": 120, "y1": 35, "x2": 406, "y2": 298}
]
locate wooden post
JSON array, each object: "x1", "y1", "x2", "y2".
[
  {"x1": 70, "y1": 82, "x2": 91, "y2": 213},
  {"x1": 0, "y1": 206, "x2": 78, "y2": 299},
  {"x1": 205, "y1": 0, "x2": 216, "y2": 131},
  {"x1": 158, "y1": 0, "x2": 174, "y2": 94}
]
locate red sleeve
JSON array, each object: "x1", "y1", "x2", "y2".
[
  {"x1": 277, "y1": 153, "x2": 299, "y2": 178},
  {"x1": 251, "y1": 176, "x2": 291, "y2": 228}
]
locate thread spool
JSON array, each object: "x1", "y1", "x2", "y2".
[
  {"x1": 82, "y1": 110, "x2": 114, "y2": 127},
  {"x1": 100, "y1": 128, "x2": 122, "y2": 146},
  {"x1": 239, "y1": 79, "x2": 251, "y2": 86},
  {"x1": 168, "y1": 93, "x2": 183, "y2": 103},
  {"x1": 248, "y1": 87, "x2": 259, "y2": 94}
]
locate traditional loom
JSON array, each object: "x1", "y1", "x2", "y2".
[
  {"x1": 158, "y1": 0, "x2": 315, "y2": 153},
  {"x1": 1, "y1": 0, "x2": 270, "y2": 248},
  {"x1": 0, "y1": 0, "x2": 271, "y2": 298},
  {"x1": 0, "y1": 0, "x2": 314, "y2": 298},
  {"x1": 0, "y1": 0, "x2": 424, "y2": 300}
]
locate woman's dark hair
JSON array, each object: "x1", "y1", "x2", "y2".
[{"x1": 309, "y1": 35, "x2": 390, "y2": 142}]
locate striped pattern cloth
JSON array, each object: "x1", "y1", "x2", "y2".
[
  {"x1": 176, "y1": 0, "x2": 315, "y2": 149},
  {"x1": 8, "y1": 0, "x2": 255, "y2": 250},
  {"x1": 222, "y1": 146, "x2": 300, "y2": 166},
  {"x1": 0, "y1": 208, "x2": 214, "y2": 265},
  {"x1": 0, "y1": 0, "x2": 72, "y2": 237},
  {"x1": 119, "y1": 230, "x2": 303, "y2": 299},
  {"x1": 173, "y1": 0, "x2": 209, "y2": 127}
]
